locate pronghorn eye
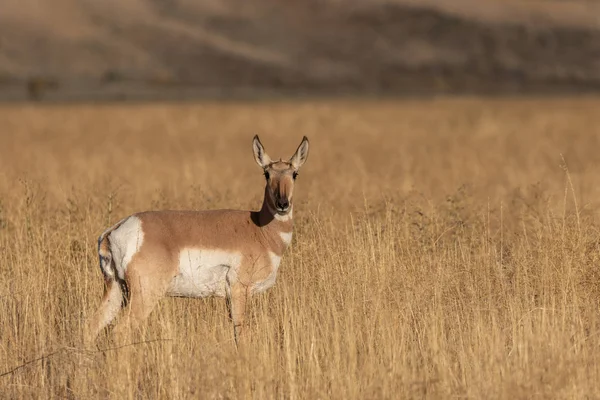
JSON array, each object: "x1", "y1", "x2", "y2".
[
  {"x1": 264, "y1": 171, "x2": 270, "y2": 180},
  {"x1": 293, "y1": 171, "x2": 298, "y2": 180}
]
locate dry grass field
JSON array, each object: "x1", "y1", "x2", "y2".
[{"x1": 1, "y1": 96, "x2": 600, "y2": 398}]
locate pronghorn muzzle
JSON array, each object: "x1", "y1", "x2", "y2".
[{"x1": 274, "y1": 193, "x2": 290, "y2": 214}]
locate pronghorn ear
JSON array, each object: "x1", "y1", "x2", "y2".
[
  {"x1": 290, "y1": 136, "x2": 309, "y2": 169},
  {"x1": 252, "y1": 135, "x2": 272, "y2": 168}
]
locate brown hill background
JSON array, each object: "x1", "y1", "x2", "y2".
[{"x1": 1, "y1": 0, "x2": 599, "y2": 101}]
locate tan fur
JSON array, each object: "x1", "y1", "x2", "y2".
[
  {"x1": 85, "y1": 135, "x2": 309, "y2": 347},
  {"x1": 129, "y1": 207, "x2": 292, "y2": 285}
]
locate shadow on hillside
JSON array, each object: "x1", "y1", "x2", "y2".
[{"x1": 0, "y1": 2, "x2": 599, "y2": 102}]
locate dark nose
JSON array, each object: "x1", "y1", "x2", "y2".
[{"x1": 276, "y1": 197, "x2": 289, "y2": 210}]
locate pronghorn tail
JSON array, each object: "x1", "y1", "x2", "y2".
[{"x1": 97, "y1": 217, "x2": 129, "y2": 305}]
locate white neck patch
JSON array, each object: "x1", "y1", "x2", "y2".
[{"x1": 279, "y1": 231, "x2": 293, "y2": 245}]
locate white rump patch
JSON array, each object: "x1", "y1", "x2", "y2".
[
  {"x1": 108, "y1": 216, "x2": 144, "y2": 280},
  {"x1": 279, "y1": 231, "x2": 293, "y2": 245},
  {"x1": 167, "y1": 249, "x2": 242, "y2": 298},
  {"x1": 253, "y1": 252, "x2": 281, "y2": 294}
]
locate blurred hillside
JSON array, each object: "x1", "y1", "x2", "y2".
[{"x1": 1, "y1": 0, "x2": 599, "y2": 101}]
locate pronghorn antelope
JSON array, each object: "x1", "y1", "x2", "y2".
[{"x1": 85, "y1": 135, "x2": 309, "y2": 346}]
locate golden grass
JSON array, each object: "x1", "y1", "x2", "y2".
[{"x1": 1, "y1": 97, "x2": 600, "y2": 399}]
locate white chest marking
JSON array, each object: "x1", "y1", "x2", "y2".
[
  {"x1": 167, "y1": 249, "x2": 242, "y2": 298},
  {"x1": 280, "y1": 231, "x2": 293, "y2": 246},
  {"x1": 253, "y1": 252, "x2": 282, "y2": 294},
  {"x1": 108, "y1": 216, "x2": 144, "y2": 280}
]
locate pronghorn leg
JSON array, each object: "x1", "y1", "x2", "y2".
[
  {"x1": 227, "y1": 281, "x2": 250, "y2": 347},
  {"x1": 85, "y1": 278, "x2": 124, "y2": 346},
  {"x1": 112, "y1": 267, "x2": 168, "y2": 342}
]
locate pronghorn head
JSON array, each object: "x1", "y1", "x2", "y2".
[{"x1": 252, "y1": 135, "x2": 309, "y2": 216}]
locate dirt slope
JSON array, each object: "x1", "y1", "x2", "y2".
[{"x1": 0, "y1": 0, "x2": 599, "y2": 100}]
